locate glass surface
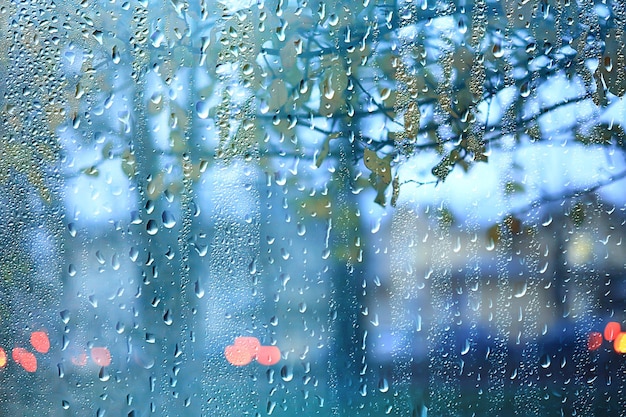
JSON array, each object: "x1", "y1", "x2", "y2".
[{"x1": 1, "y1": 0, "x2": 626, "y2": 415}]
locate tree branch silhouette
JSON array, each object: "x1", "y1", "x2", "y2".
[{"x1": 511, "y1": 169, "x2": 626, "y2": 220}]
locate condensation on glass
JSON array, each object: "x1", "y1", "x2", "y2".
[{"x1": 1, "y1": 0, "x2": 625, "y2": 415}]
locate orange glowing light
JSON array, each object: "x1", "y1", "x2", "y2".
[
  {"x1": 234, "y1": 336, "x2": 261, "y2": 353},
  {"x1": 256, "y1": 345, "x2": 280, "y2": 366},
  {"x1": 91, "y1": 347, "x2": 111, "y2": 367},
  {"x1": 12, "y1": 348, "x2": 37, "y2": 372},
  {"x1": 604, "y1": 321, "x2": 621, "y2": 342},
  {"x1": 615, "y1": 333, "x2": 626, "y2": 354},
  {"x1": 225, "y1": 336, "x2": 280, "y2": 366},
  {"x1": 0, "y1": 348, "x2": 6, "y2": 368},
  {"x1": 588, "y1": 332, "x2": 603, "y2": 351},
  {"x1": 225, "y1": 344, "x2": 254, "y2": 366},
  {"x1": 30, "y1": 331, "x2": 50, "y2": 353},
  {"x1": 71, "y1": 351, "x2": 88, "y2": 366}
]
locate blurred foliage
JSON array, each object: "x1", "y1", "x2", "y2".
[
  {"x1": 2, "y1": 0, "x2": 625, "y2": 209},
  {"x1": 1, "y1": 1, "x2": 626, "y2": 415}
]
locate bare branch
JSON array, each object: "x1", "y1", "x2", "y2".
[{"x1": 511, "y1": 169, "x2": 626, "y2": 219}]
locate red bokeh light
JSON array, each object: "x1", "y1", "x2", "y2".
[
  {"x1": 30, "y1": 331, "x2": 50, "y2": 354},
  {"x1": 12, "y1": 348, "x2": 37, "y2": 372},
  {"x1": 71, "y1": 351, "x2": 88, "y2": 366},
  {"x1": 256, "y1": 345, "x2": 281, "y2": 366},
  {"x1": 224, "y1": 337, "x2": 281, "y2": 366},
  {"x1": 234, "y1": 336, "x2": 260, "y2": 353},
  {"x1": 225, "y1": 344, "x2": 254, "y2": 366},
  {"x1": 588, "y1": 331, "x2": 603, "y2": 351},
  {"x1": 91, "y1": 347, "x2": 112, "y2": 367},
  {"x1": 604, "y1": 321, "x2": 621, "y2": 342}
]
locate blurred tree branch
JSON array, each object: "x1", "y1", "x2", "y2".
[{"x1": 511, "y1": 169, "x2": 626, "y2": 220}]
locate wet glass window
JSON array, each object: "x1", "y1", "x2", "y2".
[{"x1": 2, "y1": 0, "x2": 626, "y2": 415}]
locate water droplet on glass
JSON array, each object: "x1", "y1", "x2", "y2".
[
  {"x1": 129, "y1": 246, "x2": 139, "y2": 262},
  {"x1": 280, "y1": 365, "x2": 293, "y2": 382},
  {"x1": 95, "y1": 250, "x2": 105, "y2": 265},
  {"x1": 276, "y1": 24, "x2": 287, "y2": 42},
  {"x1": 111, "y1": 45, "x2": 120, "y2": 64},
  {"x1": 62, "y1": 400, "x2": 70, "y2": 410},
  {"x1": 89, "y1": 295, "x2": 98, "y2": 308},
  {"x1": 195, "y1": 280, "x2": 205, "y2": 298},
  {"x1": 280, "y1": 274, "x2": 291, "y2": 289},
  {"x1": 542, "y1": 215, "x2": 553, "y2": 226},
  {"x1": 492, "y1": 40, "x2": 503, "y2": 58},
  {"x1": 163, "y1": 309, "x2": 173, "y2": 326},
  {"x1": 370, "y1": 218, "x2": 381, "y2": 234},
  {"x1": 453, "y1": 237, "x2": 462, "y2": 253},
  {"x1": 98, "y1": 366, "x2": 110, "y2": 382},
  {"x1": 150, "y1": 92, "x2": 163, "y2": 105},
  {"x1": 461, "y1": 339, "x2": 470, "y2": 355},
  {"x1": 193, "y1": 243, "x2": 208, "y2": 257},
  {"x1": 520, "y1": 81, "x2": 530, "y2": 98},
  {"x1": 378, "y1": 377, "x2": 389, "y2": 392},
  {"x1": 298, "y1": 79, "x2": 308, "y2": 94},
  {"x1": 60, "y1": 310, "x2": 70, "y2": 324},
  {"x1": 514, "y1": 281, "x2": 528, "y2": 298},
  {"x1": 323, "y1": 80, "x2": 335, "y2": 100},
  {"x1": 64, "y1": 51, "x2": 76, "y2": 65},
  {"x1": 196, "y1": 101, "x2": 209, "y2": 119},
  {"x1": 259, "y1": 100, "x2": 270, "y2": 114},
  {"x1": 274, "y1": 171, "x2": 286, "y2": 186},
  {"x1": 145, "y1": 199, "x2": 155, "y2": 214},
  {"x1": 111, "y1": 254, "x2": 120, "y2": 270},
  {"x1": 146, "y1": 219, "x2": 158, "y2": 235},
  {"x1": 162, "y1": 211, "x2": 176, "y2": 228},
  {"x1": 457, "y1": 17, "x2": 467, "y2": 34},
  {"x1": 93, "y1": 30, "x2": 104, "y2": 44},
  {"x1": 242, "y1": 63, "x2": 254, "y2": 76},
  {"x1": 150, "y1": 30, "x2": 165, "y2": 47}
]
